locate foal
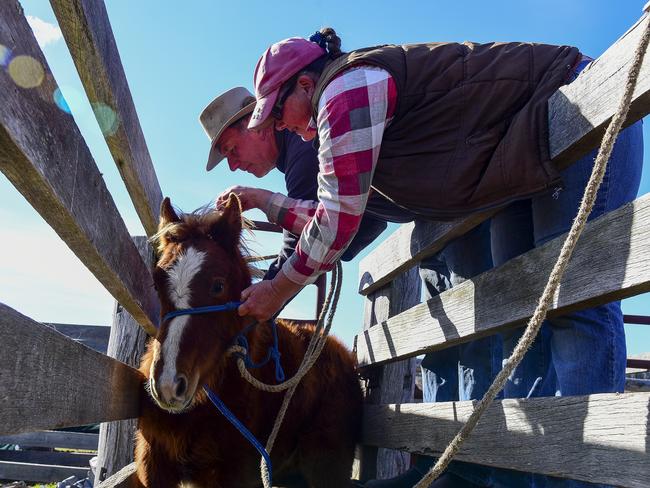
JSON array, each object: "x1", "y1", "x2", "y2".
[{"x1": 133, "y1": 195, "x2": 362, "y2": 487}]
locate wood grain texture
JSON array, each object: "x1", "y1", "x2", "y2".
[
  {"x1": 0, "y1": 303, "x2": 143, "y2": 436},
  {"x1": 358, "y1": 14, "x2": 650, "y2": 296},
  {"x1": 358, "y1": 212, "x2": 495, "y2": 295},
  {"x1": 95, "y1": 237, "x2": 151, "y2": 484},
  {"x1": 0, "y1": 450, "x2": 94, "y2": 468},
  {"x1": 0, "y1": 0, "x2": 157, "y2": 334},
  {"x1": 357, "y1": 269, "x2": 421, "y2": 481},
  {"x1": 49, "y1": 0, "x2": 163, "y2": 237},
  {"x1": 363, "y1": 393, "x2": 650, "y2": 487},
  {"x1": 356, "y1": 193, "x2": 650, "y2": 367},
  {"x1": 0, "y1": 460, "x2": 88, "y2": 484},
  {"x1": 549, "y1": 14, "x2": 650, "y2": 167},
  {"x1": 43, "y1": 323, "x2": 110, "y2": 354},
  {"x1": 0, "y1": 431, "x2": 98, "y2": 451}
]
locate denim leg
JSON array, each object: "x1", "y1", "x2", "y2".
[
  {"x1": 419, "y1": 221, "x2": 500, "y2": 486},
  {"x1": 489, "y1": 122, "x2": 643, "y2": 488},
  {"x1": 491, "y1": 200, "x2": 558, "y2": 400},
  {"x1": 531, "y1": 122, "x2": 642, "y2": 399},
  {"x1": 490, "y1": 200, "x2": 549, "y2": 488}
]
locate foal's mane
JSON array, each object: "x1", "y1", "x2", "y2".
[{"x1": 151, "y1": 203, "x2": 263, "y2": 276}]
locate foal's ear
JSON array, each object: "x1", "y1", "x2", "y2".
[
  {"x1": 159, "y1": 197, "x2": 180, "y2": 229},
  {"x1": 210, "y1": 193, "x2": 243, "y2": 248}
]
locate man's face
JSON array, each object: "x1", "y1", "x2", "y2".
[{"x1": 217, "y1": 119, "x2": 278, "y2": 177}]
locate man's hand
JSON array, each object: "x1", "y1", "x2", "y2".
[
  {"x1": 215, "y1": 186, "x2": 272, "y2": 212},
  {"x1": 238, "y1": 270, "x2": 303, "y2": 321}
]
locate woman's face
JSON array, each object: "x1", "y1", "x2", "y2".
[{"x1": 275, "y1": 75, "x2": 317, "y2": 141}]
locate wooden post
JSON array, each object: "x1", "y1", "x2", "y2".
[
  {"x1": 95, "y1": 237, "x2": 154, "y2": 485},
  {"x1": 358, "y1": 267, "x2": 421, "y2": 481}
]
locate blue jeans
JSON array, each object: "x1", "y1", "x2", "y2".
[
  {"x1": 419, "y1": 221, "x2": 502, "y2": 486},
  {"x1": 489, "y1": 120, "x2": 643, "y2": 488}
]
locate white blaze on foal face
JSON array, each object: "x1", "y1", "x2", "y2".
[{"x1": 153, "y1": 247, "x2": 206, "y2": 405}]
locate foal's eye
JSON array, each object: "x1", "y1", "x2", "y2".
[{"x1": 211, "y1": 280, "x2": 225, "y2": 295}]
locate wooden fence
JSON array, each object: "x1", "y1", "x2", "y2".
[
  {"x1": 0, "y1": 324, "x2": 108, "y2": 484},
  {"x1": 354, "y1": 13, "x2": 650, "y2": 488},
  {"x1": 0, "y1": 1, "x2": 323, "y2": 484},
  {"x1": 0, "y1": 0, "x2": 649, "y2": 487}
]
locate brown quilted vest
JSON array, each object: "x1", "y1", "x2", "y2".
[{"x1": 311, "y1": 42, "x2": 580, "y2": 219}]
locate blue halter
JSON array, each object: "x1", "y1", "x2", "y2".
[{"x1": 159, "y1": 301, "x2": 285, "y2": 486}]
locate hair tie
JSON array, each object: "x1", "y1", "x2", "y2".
[{"x1": 308, "y1": 31, "x2": 327, "y2": 50}]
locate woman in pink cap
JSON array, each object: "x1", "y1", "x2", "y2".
[
  {"x1": 236, "y1": 27, "x2": 644, "y2": 488},
  {"x1": 238, "y1": 27, "x2": 583, "y2": 319}
]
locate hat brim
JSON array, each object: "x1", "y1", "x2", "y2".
[
  {"x1": 247, "y1": 88, "x2": 279, "y2": 130},
  {"x1": 205, "y1": 101, "x2": 256, "y2": 171}
]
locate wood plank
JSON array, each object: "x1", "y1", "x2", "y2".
[
  {"x1": 0, "y1": 303, "x2": 143, "y2": 436},
  {"x1": 96, "y1": 237, "x2": 150, "y2": 484},
  {"x1": 357, "y1": 269, "x2": 420, "y2": 481},
  {"x1": 627, "y1": 359, "x2": 650, "y2": 369},
  {"x1": 362, "y1": 393, "x2": 650, "y2": 488},
  {"x1": 624, "y1": 315, "x2": 650, "y2": 325},
  {"x1": 43, "y1": 323, "x2": 110, "y2": 354},
  {"x1": 0, "y1": 432, "x2": 98, "y2": 451},
  {"x1": 359, "y1": 14, "x2": 650, "y2": 297},
  {"x1": 49, "y1": 0, "x2": 163, "y2": 237},
  {"x1": 358, "y1": 212, "x2": 495, "y2": 294},
  {"x1": 0, "y1": 0, "x2": 158, "y2": 334},
  {"x1": 625, "y1": 378, "x2": 650, "y2": 392},
  {"x1": 356, "y1": 193, "x2": 650, "y2": 367},
  {"x1": 0, "y1": 460, "x2": 88, "y2": 483},
  {"x1": 549, "y1": 14, "x2": 650, "y2": 167},
  {"x1": 0, "y1": 450, "x2": 94, "y2": 468}
]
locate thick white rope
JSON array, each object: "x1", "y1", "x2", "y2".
[{"x1": 414, "y1": 12, "x2": 650, "y2": 488}]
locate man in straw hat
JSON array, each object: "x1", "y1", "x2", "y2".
[{"x1": 201, "y1": 86, "x2": 387, "y2": 280}]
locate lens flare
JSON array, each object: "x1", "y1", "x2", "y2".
[
  {"x1": 8, "y1": 55, "x2": 44, "y2": 88},
  {"x1": 53, "y1": 87, "x2": 71, "y2": 113},
  {"x1": 92, "y1": 102, "x2": 119, "y2": 136},
  {"x1": 0, "y1": 44, "x2": 11, "y2": 67}
]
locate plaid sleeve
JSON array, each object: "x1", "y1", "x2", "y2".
[
  {"x1": 279, "y1": 66, "x2": 397, "y2": 285},
  {"x1": 266, "y1": 192, "x2": 318, "y2": 234}
]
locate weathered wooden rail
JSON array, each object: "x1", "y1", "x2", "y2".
[
  {"x1": 0, "y1": 431, "x2": 98, "y2": 484},
  {"x1": 354, "y1": 12, "x2": 650, "y2": 487}
]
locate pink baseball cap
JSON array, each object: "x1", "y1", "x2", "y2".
[{"x1": 248, "y1": 37, "x2": 325, "y2": 129}]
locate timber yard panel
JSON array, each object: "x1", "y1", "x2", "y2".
[
  {"x1": 0, "y1": 303, "x2": 142, "y2": 435},
  {"x1": 50, "y1": 0, "x2": 163, "y2": 237},
  {"x1": 356, "y1": 193, "x2": 650, "y2": 366},
  {"x1": 0, "y1": 0, "x2": 158, "y2": 334},
  {"x1": 363, "y1": 393, "x2": 650, "y2": 487}
]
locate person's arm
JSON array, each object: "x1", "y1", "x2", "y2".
[
  {"x1": 265, "y1": 134, "x2": 320, "y2": 281},
  {"x1": 280, "y1": 67, "x2": 397, "y2": 286},
  {"x1": 238, "y1": 67, "x2": 397, "y2": 320}
]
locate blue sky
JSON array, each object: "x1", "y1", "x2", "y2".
[{"x1": 2, "y1": 0, "x2": 650, "y2": 355}]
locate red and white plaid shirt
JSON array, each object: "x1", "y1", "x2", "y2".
[{"x1": 266, "y1": 66, "x2": 398, "y2": 285}]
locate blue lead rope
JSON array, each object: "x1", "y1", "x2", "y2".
[
  {"x1": 160, "y1": 300, "x2": 283, "y2": 486},
  {"x1": 204, "y1": 386, "x2": 273, "y2": 486},
  {"x1": 161, "y1": 301, "x2": 242, "y2": 323}
]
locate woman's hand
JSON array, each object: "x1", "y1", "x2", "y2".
[
  {"x1": 238, "y1": 271, "x2": 303, "y2": 321},
  {"x1": 215, "y1": 186, "x2": 272, "y2": 212}
]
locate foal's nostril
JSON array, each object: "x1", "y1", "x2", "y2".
[{"x1": 174, "y1": 374, "x2": 188, "y2": 399}]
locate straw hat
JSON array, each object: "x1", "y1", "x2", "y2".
[{"x1": 199, "y1": 87, "x2": 256, "y2": 171}]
